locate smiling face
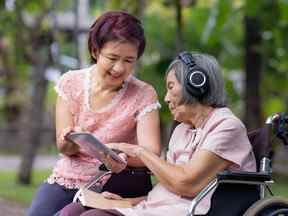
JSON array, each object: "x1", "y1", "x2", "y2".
[
  {"x1": 164, "y1": 69, "x2": 188, "y2": 122},
  {"x1": 94, "y1": 41, "x2": 138, "y2": 88}
]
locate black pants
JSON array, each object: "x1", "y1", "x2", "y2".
[{"x1": 102, "y1": 170, "x2": 152, "y2": 197}]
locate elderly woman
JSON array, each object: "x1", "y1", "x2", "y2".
[{"x1": 59, "y1": 51, "x2": 256, "y2": 216}]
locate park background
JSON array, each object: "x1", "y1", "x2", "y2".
[{"x1": 0, "y1": 0, "x2": 288, "y2": 215}]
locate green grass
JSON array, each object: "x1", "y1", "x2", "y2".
[
  {"x1": 270, "y1": 174, "x2": 288, "y2": 197},
  {"x1": 0, "y1": 170, "x2": 51, "y2": 205}
]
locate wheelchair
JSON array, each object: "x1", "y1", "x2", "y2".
[
  {"x1": 73, "y1": 113, "x2": 288, "y2": 216},
  {"x1": 187, "y1": 113, "x2": 288, "y2": 216}
]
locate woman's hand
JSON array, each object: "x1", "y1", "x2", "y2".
[
  {"x1": 57, "y1": 127, "x2": 80, "y2": 156},
  {"x1": 101, "y1": 191, "x2": 146, "y2": 206},
  {"x1": 101, "y1": 153, "x2": 127, "y2": 173},
  {"x1": 101, "y1": 191, "x2": 123, "y2": 200},
  {"x1": 107, "y1": 143, "x2": 143, "y2": 158}
]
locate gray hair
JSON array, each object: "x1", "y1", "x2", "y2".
[{"x1": 166, "y1": 52, "x2": 226, "y2": 107}]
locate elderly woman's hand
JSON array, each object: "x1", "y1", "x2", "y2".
[
  {"x1": 107, "y1": 143, "x2": 143, "y2": 158},
  {"x1": 101, "y1": 191, "x2": 123, "y2": 200},
  {"x1": 100, "y1": 152, "x2": 128, "y2": 173}
]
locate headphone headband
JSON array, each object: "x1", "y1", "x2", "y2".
[
  {"x1": 177, "y1": 51, "x2": 209, "y2": 99},
  {"x1": 178, "y1": 51, "x2": 196, "y2": 68}
]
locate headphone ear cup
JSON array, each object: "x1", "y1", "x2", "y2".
[
  {"x1": 185, "y1": 69, "x2": 209, "y2": 99},
  {"x1": 177, "y1": 51, "x2": 209, "y2": 99}
]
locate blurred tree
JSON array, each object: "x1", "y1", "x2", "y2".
[
  {"x1": 0, "y1": 35, "x2": 20, "y2": 124},
  {"x1": 109, "y1": 0, "x2": 146, "y2": 18},
  {"x1": 73, "y1": 0, "x2": 89, "y2": 68},
  {"x1": 175, "y1": 0, "x2": 184, "y2": 52},
  {"x1": 260, "y1": 0, "x2": 288, "y2": 116},
  {"x1": 0, "y1": 0, "x2": 287, "y2": 184},
  {"x1": 15, "y1": 0, "x2": 55, "y2": 184},
  {"x1": 243, "y1": 1, "x2": 263, "y2": 130}
]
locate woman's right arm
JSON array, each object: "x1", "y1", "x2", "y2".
[{"x1": 55, "y1": 95, "x2": 79, "y2": 156}]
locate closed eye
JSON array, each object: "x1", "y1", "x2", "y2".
[
  {"x1": 125, "y1": 59, "x2": 136, "y2": 64},
  {"x1": 167, "y1": 82, "x2": 174, "y2": 90},
  {"x1": 106, "y1": 56, "x2": 118, "y2": 62}
]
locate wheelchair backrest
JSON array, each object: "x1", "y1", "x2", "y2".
[
  {"x1": 248, "y1": 112, "x2": 288, "y2": 171},
  {"x1": 247, "y1": 127, "x2": 273, "y2": 172}
]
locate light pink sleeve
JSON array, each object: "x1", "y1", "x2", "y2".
[
  {"x1": 200, "y1": 118, "x2": 252, "y2": 168},
  {"x1": 135, "y1": 84, "x2": 161, "y2": 121},
  {"x1": 55, "y1": 71, "x2": 74, "y2": 100},
  {"x1": 54, "y1": 71, "x2": 81, "y2": 114}
]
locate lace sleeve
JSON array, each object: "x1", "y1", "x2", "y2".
[
  {"x1": 136, "y1": 102, "x2": 161, "y2": 121},
  {"x1": 54, "y1": 71, "x2": 71, "y2": 101},
  {"x1": 55, "y1": 84, "x2": 67, "y2": 101}
]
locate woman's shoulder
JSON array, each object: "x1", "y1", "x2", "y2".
[
  {"x1": 126, "y1": 76, "x2": 158, "y2": 101},
  {"x1": 171, "y1": 123, "x2": 191, "y2": 138},
  {"x1": 55, "y1": 66, "x2": 92, "y2": 100},
  {"x1": 60, "y1": 66, "x2": 90, "y2": 83},
  {"x1": 207, "y1": 107, "x2": 246, "y2": 132},
  {"x1": 127, "y1": 76, "x2": 156, "y2": 91}
]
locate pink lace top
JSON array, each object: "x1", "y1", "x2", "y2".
[
  {"x1": 116, "y1": 108, "x2": 256, "y2": 216},
  {"x1": 47, "y1": 65, "x2": 161, "y2": 189}
]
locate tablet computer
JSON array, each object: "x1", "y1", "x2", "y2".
[{"x1": 66, "y1": 132, "x2": 126, "y2": 171}]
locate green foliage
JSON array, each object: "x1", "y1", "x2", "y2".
[
  {"x1": 144, "y1": 12, "x2": 177, "y2": 57},
  {"x1": 244, "y1": 0, "x2": 262, "y2": 17},
  {"x1": 264, "y1": 97, "x2": 286, "y2": 117},
  {"x1": 1, "y1": 0, "x2": 286, "y2": 127},
  {"x1": 279, "y1": 0, "x2": 288, "y2": 22},
  {"x1": 138, "y1": 60, "x2": 172, "y2": 124},
  {"x1": 201, "y1": 0, "x2": 233, "y2": 45}
]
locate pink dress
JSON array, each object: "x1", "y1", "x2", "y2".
[
  {"x1": 47, "y1": 65, "x2": 161, "y2": 189},
  {"x1": 116, "y1": 107, "x2": 256, "y2": 215}
]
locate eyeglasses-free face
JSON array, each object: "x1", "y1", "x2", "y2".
[
  {"x1": 94, "y1": 41, "x2": 139, "y2": 88},
  {"x1": 99, "y1": 52, "x2": 137, "y2": 67},
  {"x1": 165, "y1": 69, "x2": 187, "y2": 122}
]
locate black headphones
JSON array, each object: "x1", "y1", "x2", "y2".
[{"x1": 177, "y1": 51, "x2": 209, "y2": 99}]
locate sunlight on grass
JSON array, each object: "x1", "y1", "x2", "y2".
[{"x1": 0, "y1": 170, "x2": 51, "y2": 204}]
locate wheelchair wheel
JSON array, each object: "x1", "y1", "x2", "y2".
[{"x1": 243, "y1": 196, "x2": 288, "y2": 216}]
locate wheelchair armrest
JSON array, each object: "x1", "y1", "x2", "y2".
[
  {"x1": 217, "y1": 170, "x2": 272, "y2": 183},
  {"x1": 187, "y1": 171, "x2": 272, "y2": 216}
]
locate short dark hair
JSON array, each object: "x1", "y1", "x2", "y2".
[{"x1": 88, "y1": 11, "x2": 146, "y2": 63}]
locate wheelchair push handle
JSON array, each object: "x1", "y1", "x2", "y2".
[
  {"x1": 266, "y1": 112, "x2": 288, "y2": 146},
  {"x1": 259, "y1": 157, "x2": 272, "y2": 174}
]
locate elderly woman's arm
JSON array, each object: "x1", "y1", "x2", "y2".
[
  {"x1": 109, "y1": 143, "x2": 231, "y2": 198},
  {"x1": 137, "y1": 148, "x2": 231, "y2": 197}
]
